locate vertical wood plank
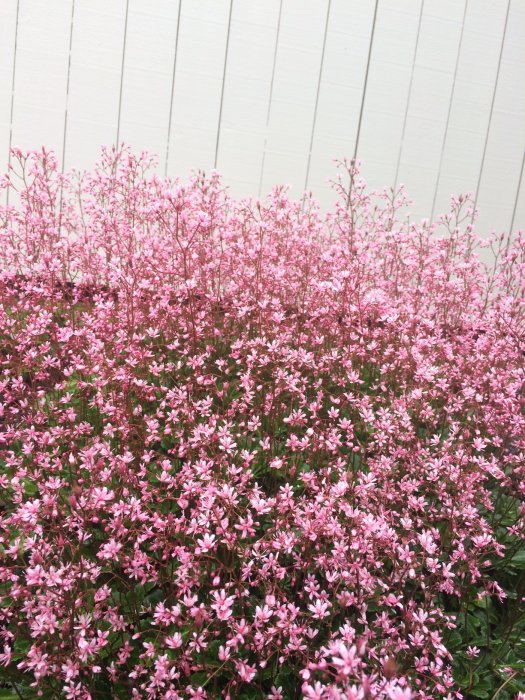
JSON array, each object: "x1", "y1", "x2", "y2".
[
  {"x1": 356, "y1": 0, "x2": 423, "y2": 194},
  {"x1": 304, "y1": 0, "x2": 376, "y2": 208},
  {"x1": 117, "y1": 0, "x2": 181, "y2": 172},
  {"x1": 260, "y1": 0, "x2": 330, "y2": 197},
  {"x1": 430, "y1": 0, "x2": 509, "y2": 221},
  {"x1": 475, "y1": 0, "x2": 525, "y2": 235},
  {"x1": 510, "y1": 151, "x2": 524, "y2": 233},
  {"x1": 10, "y1": 0, "x2": 71, "y2": 157},
  {"x1": 65, "y1": 0, "x2": 127, "y2": 171},
  {"x1": 166, "y1": 0, "x2": 231, "y2": 177},
  {"x1": 215, "y1": 0, "x2": 281, "y2": 197},
  {"x1": 0, "y1": 0, "x2": 18, "y2": 204},
  {"x1": 394, "y1": 0, "x2": 465, "y2": 221}
]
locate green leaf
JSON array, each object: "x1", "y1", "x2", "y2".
[
  {"x1": 274, "y1": 667, "x2": 296, "y2": 694},
  {"x1": 237, "y1": 690, "x2": 261, "y2": 700},
  {"x1": 472, "y1": 596, "x2": 491, "y2": 609},
  {"x1": 21, "y1": 478, "x2": 38, "y2": 496},
  {"x1": 509, "y1": 550, "x2": 525, "y2": 569},
  {"x1": 446, "y1": 630, "x2": 463, "y2": 651},
  {"x1": 189, "y1": 671, "x2": 208, "y2": 686}
]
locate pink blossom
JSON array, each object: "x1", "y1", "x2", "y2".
[
  {"x1": 210, "y1": 590, "x2": 235, "y2": 621},
  {"x1": 0, "y1": 148, "x2": 522, "y2": 699}
]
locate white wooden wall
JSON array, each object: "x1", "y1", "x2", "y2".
[{"x1": 0, "y1": 0, "x2": 524, "y2": 235}]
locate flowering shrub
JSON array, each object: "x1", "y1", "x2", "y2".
[{"x1": 0, "y1": 147, "x2": 524, "y2": 699}]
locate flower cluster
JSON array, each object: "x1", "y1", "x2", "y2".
[{"x1": 0, "y1": 147, "x2": 524, "y2": 699}]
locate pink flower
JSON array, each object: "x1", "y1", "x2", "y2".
[
  {"x1": 210, "y1": 590, "x2": 235, "y2": 621},
  {"x1": 235, "y1": 660, "x2": 257, "y2": 683},
  {"x1": 165, "y1": 633, "x2": 183, "y2": 649},
  {"x1": 308, "y1": 600, "x2": 331, "y2": 620},
  {"x1": 302, "y1": 682, "x2": 326, "y2": 699},
  {"x1": 196, "y1": 533, "x2": 216, "y2": 553},
  {"x1": 331, "y1": 643, "x2": 359, "y2": 676},
  {"x1": 97, "y1": 539, "x2": 122, "y2": 561}
]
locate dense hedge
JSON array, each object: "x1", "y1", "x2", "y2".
[{"x1": 0, "y1": 148, "x2": 524, "y2": 699}]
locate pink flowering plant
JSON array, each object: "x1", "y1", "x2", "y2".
[{"x1": 0, "y1": 147, "x2": 524, "y2": 699}]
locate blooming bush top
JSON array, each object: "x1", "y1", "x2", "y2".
[{"x1": 0, "y1": 147, "x2": 524, "y2": 699}]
